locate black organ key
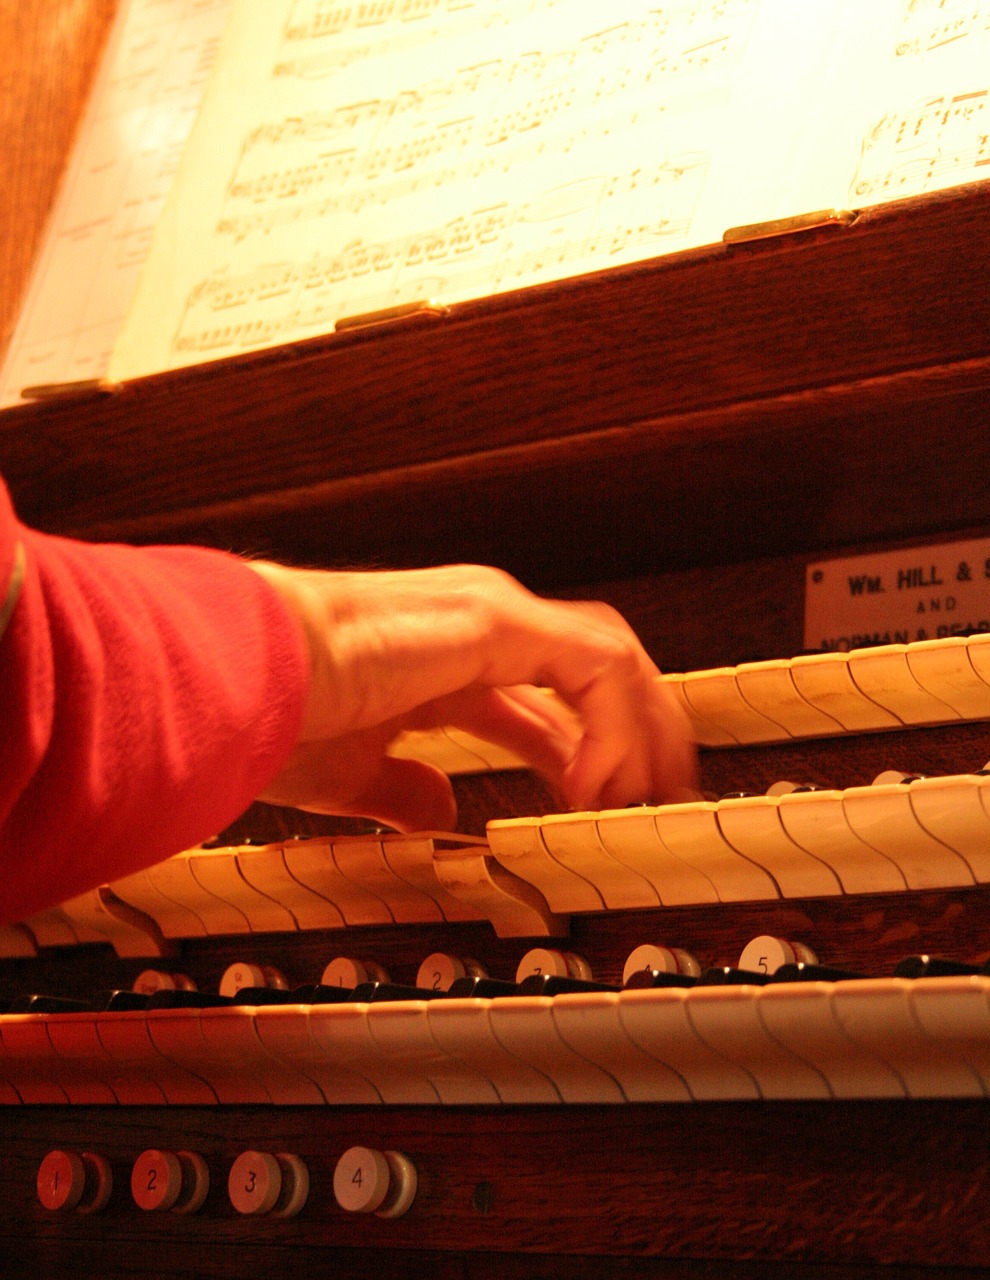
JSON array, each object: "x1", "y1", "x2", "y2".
[
  {"x1": 289, "y1": 983, "x2": 355, "y2": 1005},
  {"x1": 622, "y1": 969, "x2": 698, "y2": 989},
  {"x1": 698, "y1": 967, "x2": 776, "y2": 987},
  {"x1": 447, "y1": 976, "x2": 521, "y2": 998},
  {"x1": 145, "y1": 989, "x2": 235, "y2": 1009},
  {"x1": 894, "y1": 955, "x2": 983, "y2": 979},
  {"x1": 349, "y1": 981, "x2": 451, "y2": 1003},
  {"x1": 6, "y1": 994, "x2": 95, "y2": 1013},
  {"x1": 772, "y1": 962, "x2": 864, "y2": 983},
  {"x1": 516, "y1": 974, "x2": 620, "y2": 997}
]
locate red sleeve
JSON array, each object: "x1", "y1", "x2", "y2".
[{"x1": 0, "y1": 478, "x2": 309, "y2": 923}]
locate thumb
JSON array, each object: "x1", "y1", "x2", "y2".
[{"x1": 342, "y1": 755, "x2": 458, "y2": 833}]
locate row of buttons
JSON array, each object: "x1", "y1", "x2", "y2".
[
  {"x1": 36, "y1": 1144, "x2": 416, "y2": 1218},
  {"x1": 134, "y1": 936, "x2": 815, "y2": 1003}
]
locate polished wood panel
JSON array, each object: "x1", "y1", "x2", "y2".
[
  {"x1": 0, "y1": 0, "x2": 116, "y2": 357},
  {"x1": 2, "y1": 184, "x2": 989, "y2": 594}
]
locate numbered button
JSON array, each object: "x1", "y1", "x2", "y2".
[
  {"x1": 132, "y1": 969, "x2": 197, "y2": 996},
  {"x1": 37, "y1": 1150, "x2": 112, "y2": 1213},
  {"x1": 416, "y1": 952, "x2": 486, "y2": 992},
  {"x1": 738, "y1": 935, "x2": 818, "y2": 975},
  {"x1": 333, "y1": 1146, "x2": 417, "y2": 1218},
  {"x1": 228, "y1": 1150, "x2": 308, "y2": 1217},
  {"x1": 219, "y1": 963, "x2": 289, "y2": 998},
  {"x1": 321, "y1": 956, "x2": 389, "y2": 989},
  {"x1": 131, "y1": 1149, "x2": 209, "y2": 1213},
  {"x1": 515, "y1": 948, "x2": 592, "y2": 984},
  {"x1": 622, "y1": 944, "x2": 701, "y2": 985}
]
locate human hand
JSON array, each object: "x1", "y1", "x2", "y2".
[{"x1": 248, "y1": 562, "x2": 697, "y2": 831}]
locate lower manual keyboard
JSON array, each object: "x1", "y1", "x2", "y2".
[{"x1": 1, "y1": 974, "x2": 988, "y2": 1106}]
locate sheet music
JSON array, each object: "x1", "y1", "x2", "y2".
[
  {"x1": 850, "y1": 0, "x2": 990, "y2": 204},
  {"x1": 113, "y1": 0, "x2": 861, "y2": 380},
  {"x1": 0, "y1": 0, "x2": 230, "y2": 407}
]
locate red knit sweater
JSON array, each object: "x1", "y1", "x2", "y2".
[{"x1": 0, "y1": 479, "x2": 308, "y2": 924}]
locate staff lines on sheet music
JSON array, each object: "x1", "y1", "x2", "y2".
[
  {"x1": 853, "y1": 86, "x2": 989, "y2": 195},
  {"x1": 237, "y1": 20, "x2": 740, "y2": 174},
  {"x1": 215, "y1": 97, "x2": 722, "y2": 241},
  {"x1": 895, "y1": 0, "x2": 990, "y2": 57},
  {"x1": 281, "y1": 0, "x2": 752, "y2": 45},
  {"x1": 272, "y1": 4, "x2": 750, "y2": 82},
  {"x1": 174, "y1": 153, "x2": 707, "y2": 353}
]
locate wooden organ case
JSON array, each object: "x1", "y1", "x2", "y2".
[{"x1": 4, "y1": 5, "x2": 990, "y2": 1277}]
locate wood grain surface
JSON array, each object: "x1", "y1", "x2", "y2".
[{"x1": 0, "y1": 0, "x2": 116, "y2": 358}]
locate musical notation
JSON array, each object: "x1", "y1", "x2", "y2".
[
  {"x1": 59, "y1": 0, "x2": 987, "y2": 385},
  {"x1": 175, "y1": 155, "x2": 706, "y2": 354}
]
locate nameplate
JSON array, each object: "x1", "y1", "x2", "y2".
[{"x1": 804, "y1": 537, "x2": 990, "y2": 652}]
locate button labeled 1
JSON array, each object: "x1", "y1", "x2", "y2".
[
  {"x1": 37, "y1": 1150, "x2": 112, "y2": 1213},
  {"x1": 333, "y1": 1146, "x2": 417, "y2": 1218}
]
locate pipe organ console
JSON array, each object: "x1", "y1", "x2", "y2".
[{"x1": 4, "y1": 7, "x2": 990, "y2": 1275}]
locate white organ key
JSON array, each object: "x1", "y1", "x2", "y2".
[
  {"x1": 330, "y1": 836, "x2": 444, "y2": 923},
  {"x1": 715, "y1": 794, "x2": 843, "y2": 898},
  {"x1": 430, "y1": 846, "x2": 565, "y2": 938},
  {"x1": 95, "y1": 1008, "x2": 215, "y2": 1105},
  {"x1": 0, "y1": 923, "x2": 37, "y2": 957},
  {"x1": 616, "y1": 987, "x2": 759, "y2": 1101},
  {"x1": 549, "y1": 992, "x2": 692, "y2": 1102},
  {"x1": 280, "y1": 838, "x2": 393, "y2": 927},
  {"x1": 256, "y1": 1005, "x2": 381, "y2": 1105},
  {"x1": 146, "y1": 1006, "x2": 270, "y2": 1105},
  {"x1": 234, "y1": 844, "x2": 333, "y2": 930},
  {"x1": 196, "y1": 1004, "x2": 323, "y2": 1106},
  {"x1": 425, "y1": 998, "x2": 559, "y2": 1104},
  {"x1": 0, "y1": 1015, "x2": 70, "y2": 1103},
  {"x1": 188, "y1": 847, "x2": 297, "y2": 934},
  {"x1": 905, "y1": 637, "x2": 990, "y2": 717},
  {"x1": 840, "y1": 779, "x2": 974, "y2": 889},
  {"x1": 847, "y1": 644, "x2": 959, "y2": 722},
  {"x1": 487, "y1": 994, "x2": 624, "y2": 1103},
  {"x1": 906, "y1": 773, "x2": 990, "y2": 882},
  {"x1": 733, "y1": 659, "x2": 845, "y2": 737},
  {"x1": 907, "y1": 975, "x2": 990, "y2": 1092},
  {"x1": 755, "y1": 981, "x2": 903, "y2": 1097},
  {"x1": 307, "y1": 1002, "x2": 440, "y2": 1104},
  {"x1": 775, "y1": 788, "x2": 907, "y2": 894},
  {"x1": 43, "y1": 1013, "x2": 120, "y2": 1105},
  {"x1": 829, "y1": 978, "x2": 983, "y2": 1097},
  {"x1": 36, "y1": 1150, "x2": 111, "y2": 1214},
  {"x1": 788, "y1": 651, "x2": 900, "y2": 732},
  {"x1": 365, "y1": 1001, "x2": 496, "y2": 1105},
  {"x1": 379, "y1": 835, "x2": 486, "y2": 922},
  {"x1": 256, "y1": 846, "x2": 348, "y2": 930},
  {"x1": 652, "y1": 800, "x2": 779, "y2": 902},
  {"x1": 963, "y1": 633, "x2": 990, "y2": 686},
  {"x1": 678, "y1": 668, "x2": 785, "y2": 743},
  {"x1": 685, "y1": 984, "x2": 831, "y2": 1099},
  {"x1": 57, "y1": 887, "x2": 169, "y2": 957},
  {"x1": 537, "y1": 812, "x2": 660, "y2": 909},
  {"x1": 20, "y1": 907, "x2": 85, "y2": 948},
  {"x1": 661, "y1": 673, "x2": 738, "y2": 747},
  {"x1": 594, "y1": 808, "x2": 719, "y2": 906},
  {"x1": 109, "y1": 864, "x2": 210, "y2": 937},
  {"x1": 485, "y1": 817, "x2": 604, "y2": 913},
  {"x1": 145, "y1": 853, "x2": 249, "y2": 935}
]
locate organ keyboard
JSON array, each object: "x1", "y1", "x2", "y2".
[{"x1": 3, "y1": 29, "x2": 990, "y2": 1263}]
